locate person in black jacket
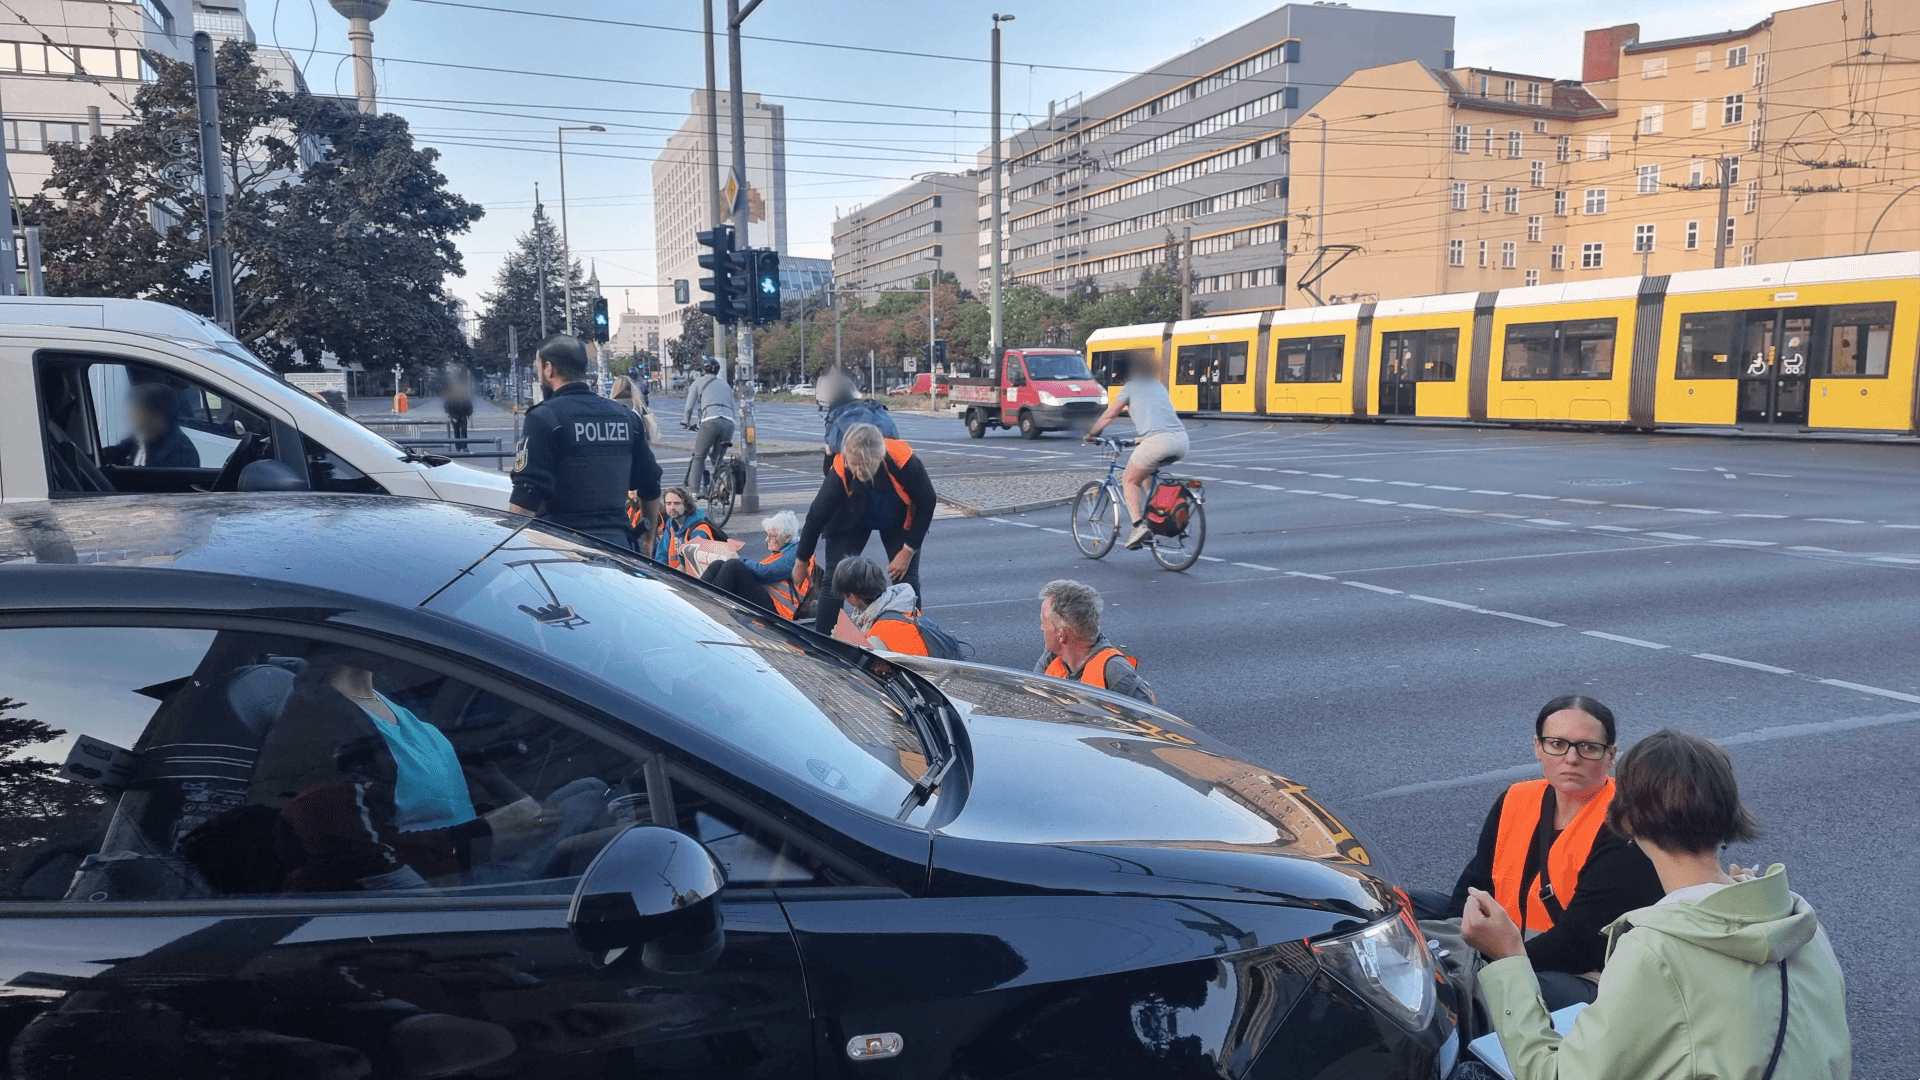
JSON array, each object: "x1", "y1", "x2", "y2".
[
  {"x1": 796, "y1": 422, "x2": 935, "y2": 634},
  {"x1": 103, "y1": 381, "x2": 200, "y2": 470},
  {"x1": 443, "y1": 375, "x2": 475, "y2": 451},
  {"x1": 509, "y1": 336, "x2": 662, "y2": 549},
  {"x1": 1410, "y1": 694, "x2": 1663, "y2": 1011}
]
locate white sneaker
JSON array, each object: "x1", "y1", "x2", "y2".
[{"x1": 1124, "y1": 522, "x2": 1151, "y2": 549}]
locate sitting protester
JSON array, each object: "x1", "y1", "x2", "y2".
[
  {"x1": 652, "y1": 486, "x2": 717, "y2": 574},
  {"x1": 1464, "y1": 728, "x2": 1851, "y2": 1079},
  {"x1": 701, "y1": 510, "x2": 809, "y2": 618},
  {"x1": 1033, "y1": 579, "x2": 1155, "y2": 704},
  {"x1": 832, "y1": 556, "x2": 928, "y2": 655},
  {"x1": 1412, "y1": 694, "x2": 1662, "y2": 1010}
]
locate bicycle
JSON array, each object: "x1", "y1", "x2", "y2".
[
  {"x1": 685, "y1": 426, "x2": 741, "y2": 529},
  {"x1": 1069, "y1": 438, "x2": 1207, "y2": 571}
]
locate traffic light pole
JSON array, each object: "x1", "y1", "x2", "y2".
[{"x1": 727, "y1": 0, "x2": 764, "y2": 511}]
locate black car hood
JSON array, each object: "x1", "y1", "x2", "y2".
[{"x1": 899, "y1": 659, "x2": 1398, "y2": 918}]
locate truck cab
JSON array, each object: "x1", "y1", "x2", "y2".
[
  {"x1": 951, "y1": 347, "x2": 1107, "y2": 439},
  {"x1": 1, "y1": 297, "x2": 510, "y2": 508}
]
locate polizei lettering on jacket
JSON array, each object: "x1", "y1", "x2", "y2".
[{"x1": 573, "y1": 420, "x2": 631, "y2": 442}]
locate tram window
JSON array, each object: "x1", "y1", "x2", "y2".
[
  {"x1": 1503, "y1": 323, "x2": 1557, "y2": 380},
  {"x1": 1275, "y1": 335, "x2": 1345, "y2": 383},
  {"x1": 1423, "y1": 329, "x2": 1460, "y2": 381},
  {"x1": 1823, "y1": 304, "x2": 1893, "y2": 377},
  {"x1": 1502, "y1": 318, "x2": 1617, "y2": 380},
  {"x1": 1562, "y1": 321, "x2": 1616, "y2": 378},
  {"x1": 1221, "y1": 342, "x2": 1248, "y2": 383},
  {"x1": 1676, "y1": 311, "x2": 1737, "y2": 378},
  {"x1": 1175, "y1": 347, "x2": 1204, "y2": 385},
  {"x1": 1091, "y1": 348, "x2": 1152, "y2": 386}
]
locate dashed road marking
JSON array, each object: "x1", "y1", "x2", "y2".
[
  {"x1": 1442, "y1": 507, "x2": 1481, "y2": 513},
  {"x1": 1736, "y1": 513, "x2": 1789, "y2": 519},
  {"x1": 1253, "y1": 484, "x2": 1285, "y2": 491},
  {"x1": 1485, "y1": 512, "x2": 1528, "y2": 519},
  {"x1": 1427, "y1": 485, "x2": 1466, "y2": 491},
  {"x1": 1359, "y1": 498, "x2": 1398, "y2": 505},
  {"x1": 1670, "y1": 508, "x2": 1721, "y2": 515},
  {"x1": 1310, "y1": 473, "x2": 1343, "y2": 479},
  {"x1": 1712, "y1": 539, "x2": 1776, "y2": 547},
  {"x1": 1409, "y1": 594, "x2": 1482, "y2": 611},
  {"x1": 1319, "y1": 492, "x2": 1358, "y2": 500},
  {"x1": 1219, "y1": 479, "x2": 1253, "y2": 486},
  {"x1": 1343, "y1": 581, "x2": 1402, "y2": 595},
  {"x1": 1004, "y1": 520, "x2": 1039, "y2": 528},
  {"x1": 1350, "y1": 477, "x2": 1383, "y2": 483},
  {"x1": 1788, "y1": 545, "x2": 1840, "y2": 553},
  {"x1": 1560, "y1": 498, "x2": 1605, "y2": 505},
  {"x1": 1387, "y1": 480, "x2": 1425, "y2": 487},
  {"x1": 1588, "y1": 525, "x2": 1641, "y2": 532},
  {"x1": 1285, "y1": 571, "x2": 1334, "y2": 580},
  {"x1": 1872, "y1": 556, "x2": 1920, "y2": 565},
  {"x1": 1614, "y1": 503, "x2": 1663, "y2": 510},
  {"x1": 1807, "y1": 518, "x2": 1865, "y2": 525},
  {"x1": 1197, "y1": 555, "x2": 1225, "y2": 562},
  {"x1": 1819, "y1": 680, "x2": 1920, "y2": 705},
  {"x1": 1484, "y1": 610, "x2": 1564, "y2": 627},
  {"x1": 1526, "y1": 518, "x2": 1571, "y2": 526},
  {"x1": 1471, "y1": 489, "x2": 1512, "y2": 495},
  {"x1": 1645, "y1": 532, "x2": 1701, "y2": 540},
  {"x1": 1886, "y1": 524, "x2": 1920, "y2": 530},
  {"x1": 1511, "y1": 493, "x2": 1557, "y2": 500},
  {"x1": 1695, "y1": 653, "x2": 1794, "y2": 675},
  {"x1": 1583, "y1": 630, "x2": 1669, "y2": 650},
  {"x1": 1040, "y1": 527, "x2": 1068, "y2": 534},
  {"x1": 1402, "y1": 503, "x2": 1441, "y2": 510},
  {"x1": 1233, "y1": 561, "x2": 1279, "y2": 571}
]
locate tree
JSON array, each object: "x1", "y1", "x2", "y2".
[
  {"x1": 473, "y1": 203, "x2": 590, "y2": 372},
  {"x1": 27, "y1": 39, "x2": 481, "y2": 376},
  {"x1": 0, "y1": 698, "x2": 106, "y2": 877},
  {"x1": 666, "y1": 306, "x2": 714, "y2": 376}
]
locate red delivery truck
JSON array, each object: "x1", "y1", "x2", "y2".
[{"x1": 949, "y1": 348, "x2": 1108, "y2": 439}]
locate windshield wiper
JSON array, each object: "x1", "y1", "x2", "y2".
[{"x1": 888, "y1": 671, "x2": 955, "y2": 819}]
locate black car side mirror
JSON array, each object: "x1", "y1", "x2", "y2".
[{"x1": 568, "y1": 825, "x2": 726, "y2": 973}]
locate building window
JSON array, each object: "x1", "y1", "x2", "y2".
[
  {"x1": 1634, "y1": 223, "x2": 1656, "y2": 253},
  {"x1": 1695, "y1": 50, "x2": 1712, "y2": 72},
  {"x1": 1504, "y1": 78, "x2": 1516, "y2": 101},
  {"x1": 1753, "y1": 52, "x2": 1768, "y2": 88},
  {"x1": 1726, "y1": 156, "x2": 1740, "y2": 184},
  {"x1": 1556, "y1": 135, "x2": 1571, "y2": 162},
  {"x1": 1449, "y1": 238, "x2": 1465, "y2": 267},
  {"x1": 1453, "y1": 124, "x2": 1470, "y2": 153},
  {"x1": 1502, "y1": 240, "x2": 1517, "y2": 268},
  {"x1": 1529, "y1": 83, "x2": 1543, "y2": 105},
  {"x1": 1477, "y1": 240, "x2": 1489, "y2": 268},
  {"x1": 1533, "y1": 118, "x2": 1547, "y2": 133},
  {"x1": 1727, "y1": 45, "x2": 1748, "y2": 68},
  {"x1": 1640, "y1": 103, "x2": 1664, "y2": 134},
  {"x1": 1641, "y1": 57, "x2": 1668, "y2": 79},
  {"x1": 1689, "y1": 158, "x2": 1705, "y2": 187},
  {"x1": 1749, "y1": 117, "x2": 1762, "y2": 151},
  {"x1": 1479, "y1": 74, "x2": 1491, "y2": 97},
  {"x1": 1450, "y1": 181, "x2": 1468, "y2": 211},
  {"x1": 1504, "y1": 187, "x2": 1519, "y2": 214},
  {"x1": 1584, "y1": 188, "x2": 1608, "y2": 215},
  {"x1": 1581, "y1": 242, "x2": 1604, "y2": 269},
  {"x1": 1691, "y1": 100, "x2": 1708, "y2": 129},
  {"x1": 1508, "y1": 130, "x2": 1522, "y2": 158},
  {"x1": 1724, "y1": 217, "x2": 1736, "y2": 247},
  {"x1": 1685, "y1": 220, "x2": 1700, "y2": 249},
  {"x1": 1723, "y1": 94, "x2": 1745, "y2": 124},
  {"x1": 1553, "y1": 189, "x2": 1568, "y2": 216},
  {"x1": 1525, "y1": 268, "x2": 1540, "y2": 286},
  {"x1": 1484, "y1": 127, "x2": 1495, "y2": 155},
  {"x1": 1481, "y1": 184, "x2": 1492, "y2": 212},
  {"x1": 1585, "y1": 133, "x2": 1610, "y2": 160},
  {"x1": 1744, "y1": 180, "x2": 1759, "y2": 213},
  {"x1": 1638, "y1": 164, "x2": 1661, "y2": 193},
  {"x1": 1530, "y1": 160, "x2": 1545, "y2": 188},
  {"x1": 1740, "y1": 244, "x2": 1755, "y2": 266},
  {"x1": 1551, "y1": 244, "x2": 1565, "y2": 270},
  {"x1": 1527, "y1": 214, "x2": 1542, "y2": 242}
]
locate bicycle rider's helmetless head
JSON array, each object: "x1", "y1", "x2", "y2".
[{"x1": 1129, "y1": 351, "x2": 1161, "y2": 381}]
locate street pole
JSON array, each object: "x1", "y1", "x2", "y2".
[
  {"x1": 1315, "y1": 112, "x2": 1328, "y2": 256},
  {"x1": 833, "y1": 287, "x2": 842, "y2": 372},
  {"x1": 1712, "y1": 156, "x2": 1732, "y2": 269},
  {"x1": 989, "y1": 13, "x2": 1013, "y2": 371},
  {"x1": 703, "y1": 0, "x2": 725, "y2": 366},
  {"x1": 534, "y1": 183, "x2": 548, "y2": 340},
  {"x1": 0, "y1": 83, "x2": 19, "y2": 295},
  {"x1": 727, "y1": 0, "x2": 764, "y2": 512},
  {"x1": 928, "y1": 257, "x2": 939, "y2": 413},
  {"x1": 557, "y1": 124, "x2": 605, "y2": 338},
  {"x1": 192, "y1": 32, "x2": 236, "y2": 332},
  {"x1": 1179, "y1": 226, "x2": 1192, "y2": 321}
]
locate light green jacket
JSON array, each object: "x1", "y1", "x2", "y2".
[{"x1": 1480, "y1": 865, "x2": 1850, "y2": 1080}]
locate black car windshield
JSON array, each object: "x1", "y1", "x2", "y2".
[
  {"x1": 427, "y1": 530, "x2": 927, "y2": 817},
  {"x1": 1023, "y1": 353, "x2": 1093, "y2": 380}
]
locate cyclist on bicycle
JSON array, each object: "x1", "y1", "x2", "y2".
[
  {"x1": 682, "y1": 357, "x2": 737, "y2": 496},
  {"x1": 1085, "y1": 349, "x2": 1189, "y2": 550}
]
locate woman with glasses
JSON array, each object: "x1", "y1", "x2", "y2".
[{"x1": 1412, "y1": 694, "x2": 1662, "y2": 1009}]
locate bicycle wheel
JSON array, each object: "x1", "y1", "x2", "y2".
[
  {"x1": 1150, "y1": 495, "x2": 1206, "y2": 572},
  {"x1": 705, "y1": 464, "x2": 736, "y2": 528},
  {"x1": 1069, "y1": 482, "x2": 1121, "y2": 559}
]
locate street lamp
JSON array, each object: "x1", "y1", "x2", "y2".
[{"x1": 557, "y1": 124, "x2": 606, "y2": 337}]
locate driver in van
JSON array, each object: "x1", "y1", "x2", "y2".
[{"x1": 102, "y1": 381, "x2": 199, "y2": 469}]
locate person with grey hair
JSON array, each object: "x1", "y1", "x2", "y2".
[
  {"x1": 796, "y1": 421, "x2": 936, "y2": 634},
  {"x1": 1034, "y1": 580, "x2": 1155, "y2": 703},
  {"x1": 700, "y1": 509, "x2": 812, "y2": 619}
]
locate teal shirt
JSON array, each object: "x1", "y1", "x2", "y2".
[{"x1": 363, "y1": 693, "x2": 475, "y2": 832}]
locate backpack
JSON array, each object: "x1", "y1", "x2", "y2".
[
  {"x1": 826, "y1": 399, "x2": 900, "y2": 454},
  {"x1": 875, "y1": 611, "x2": 972, "y2": 660},
  {"x1": 1144, "y1": 481, "x2": 1191, "y2": 536}
]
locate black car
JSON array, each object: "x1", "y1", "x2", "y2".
[{"x1": 0, "y1": 495, "x2": 1455, "y2": 1080}]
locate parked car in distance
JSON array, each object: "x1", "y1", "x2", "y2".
[{"x1": 0, "y1": 494, "x2": 1453, "y2": 1080}]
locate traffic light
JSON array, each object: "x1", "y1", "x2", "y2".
[
  {"x1": 697, "y1": 224, "x2": 745, "y2": 324},
  {"x1": 591, "y1": 297, "x2": 609, "y2": 342},
  {"x1": 749, "y1": 249, "x2": 781, "y2": 324},
  {"x1": 933, "y1": 339, "x2": 948, "y2": 366}
]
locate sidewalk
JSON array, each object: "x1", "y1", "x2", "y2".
[{"x1": 934, "y1": 469, "x2": 1101, "y2": 516}]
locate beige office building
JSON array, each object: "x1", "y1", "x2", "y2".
[{"x1": 1289, "y1": 0, "x2": 1920, "y2": 304}]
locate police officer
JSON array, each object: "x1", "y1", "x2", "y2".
[{"x1": 509, "y1": 335, "x2": 662, "y2": 548}]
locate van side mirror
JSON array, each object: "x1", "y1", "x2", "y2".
[
  {"x1": 238, "y1": 458, "x2": 310, "y2": 492},
  {"x1": 568, "y1": 825, "x2": 726, "y2": 973}
]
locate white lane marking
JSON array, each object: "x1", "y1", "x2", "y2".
[
  {"x1": 1342, "y1": 581, "x2": 1402, "y2": 595},
  {"x1": 1471, "y1": 489, "x2": 1512, "y2": 495},
  {"x1": 1387, "y1": 480, "x2": 1425, "y2": 487},
  {"x1": 1310, "y1": 472, "x2": 1343, "y2": 478},
  {"x1": 1197, "y1": 555, "x2": 1225, "y2": 562},
  {"x1": 1401, "y1": 503, "x2": 1441, "y2": 510},
  {"x1": 1485, "y1": 610, "x2": 1565, "y2": 627},
  {"x1": 1807, "y1": 518, "x2": 1865, "y2": 525},
  {"x1": 1614, "y1": 503, "x2": 1664, "y2": 510},
  {"x1": 1040, "y1": 527, "x2": 1069, "y2": 534},
  {"x1": 1286, "y1": 571, "x2": 1334, "y2": 580},
  {"x1": 1751, "y1": 472, "x2": 1793, "y2": 478},
  {"x1": 1646, "y1": 531, "x2": 1701, "y2": 540},
  {"x1": 1671, "y1": 467, "x2": 1708, "y2": 472},
  {"x1": 1408, "y1": 594, "x2": 1482, "y2": 611},
  {"x1": 1723, "y1": 474, "x2": 1738, "y2": 480},
  {"x1": 1319, "y1": 492, "x2": 1358, "y2": 500},
  {"x1": 1695, "y1": 653, "x2": 1794, "y2": 675},
  {"x1": 1525, "y1": 518, "x2": 1571, "y2": 526},
  {"x1": 1872, "y1": 556, "x2": 1920, "y2": 565},
  {"x1": 1819, "y1": 680, "x2": 1920, "y2": 705},
  {"x1": 1290, "y1": 488, "x2": 1323, "y2": 495},
  {"x1": 1485, "y1": 512, "x2": 1528, "y2": 519},
  {"x1": 1219, "y1": 479, "x2": 1253, "y2": 486},
  {"x1": 1247, "y1": 466, "x2": 1275, "y2": 472},
  {"x1": 1561, "y1": 498, "x2": 1605, "y2": 505},
  {"x1": 1712, "y1": 539, "x2": 1776, "y2": 547},
  {"x1": 1670, "y1": 508, "x2": 1721, "y2": 515},
  {"x1": 1512, "y1": 493, "x2": 1557, "y2": 500},
  {"x1": 1233, "y1": 561, "x2": 1279, "y2": 571},
  {"x1": 1589, "y1": 525, "x2": 1641, "y2": 532},
  {"x1": 1736, "y1": 513, "x2": 1789, "y2": 519},
  {"x1": 1442, "y1": 507, "x2": 1482, "y2": 514},
  {"x1": 1350, "y1": 477, "x2": 1383, "y2": 483},
  {"x1": 1583, "y1": 630, "x2": 1669, "y2": 650},
  {"x1": 1254, "y1": 483, "x2": 1285, "y2": 491},
  {"x1": 1359, "y1": 498, "x2": 1399, "y2": 505},
  {"x1": 1276, "y1": 469, "x2": 1308, "y2": 474},
  {"x1": 1427, "y1": 485, "x2": 1466, "y2": 491},
  {"x1": 1788, "y1": 545, "x2": 1840, "y2": 553},
  {"x1": 1885, "y1": 524, "x2": 1920, "y2": 530},
  {"x1": 1005, "y1": 520, "x2": 1039, "y2": 528},
  {"x1": 988, "y1": 517, "x2": 1011, "y2": 524}
]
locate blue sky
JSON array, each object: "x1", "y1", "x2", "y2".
[{"x1": 257, "y1": 0, "x2": 1778, "y2": 319}]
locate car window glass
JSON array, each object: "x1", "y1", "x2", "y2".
[
  {"x1": 667, "y1": 774, "x2": 829, "y2": 889},
  {"x1": 37, "y1": 354, "x2": 272, "y2": 496},
  {"x1": 0, "y1": 626, "x2": 660, "y2": 903},
  {"x1": 1021, "y1": 353, "x2": 1092, "y2": 380},
  {"x1": 302, "y1": 434, "x2": 386, "y2": 494}
]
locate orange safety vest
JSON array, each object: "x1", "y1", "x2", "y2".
[
  {"x1": 1045, "y1": 646, "x2": 1137, "y2": 690},
  {"x1": 832, "y1": 438, "x2": 919, "y2": 531},
  {"x1": 762, "y1": 549, "x2": 810, "y2": 619},
  {"x1": 666, "y1": 519, "x2": 715, "y2": 574},
  {"x1": 1490, "y1": 777, "x2": 1616, "y2": 933},
  {"x1": 867, "y1": 611, "x2": 930, "y2": 655}
]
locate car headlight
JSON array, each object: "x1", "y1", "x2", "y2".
[
  {"x1": 1035, "y1": 391, "x2": 1061, "y2": 406},
  {"x1": 1312, "y1": 909, "x2": 1437, "y2": 1030}
]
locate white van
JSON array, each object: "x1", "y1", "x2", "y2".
[{"x1": 0, "y1": 297, "x2": 509, "y2": 507}]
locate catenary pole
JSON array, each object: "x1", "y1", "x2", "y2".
[{"x1": 728, "y1": 0, "x2": 761, "y2": 511}]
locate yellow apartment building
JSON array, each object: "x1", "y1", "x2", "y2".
[{"x1": 1290, "y1": 0, "x2": 1920, "y2": 304}]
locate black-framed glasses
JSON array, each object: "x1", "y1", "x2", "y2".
[{"x1": 1537, "y1": 736, "x2": 1612, "y2": 760}]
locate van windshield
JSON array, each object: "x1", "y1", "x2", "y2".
[{"x1": 1022, "y1": 353, "x2": 1093, "y2": 380}]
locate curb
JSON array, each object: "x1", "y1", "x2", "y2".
[{"x1": 937, "y1": 493, "x2": 1075, "y2": 518}]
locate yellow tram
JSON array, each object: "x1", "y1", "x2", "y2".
[{"x1": 1086, "y1": 251, "x2": 1920, "y2": 435}]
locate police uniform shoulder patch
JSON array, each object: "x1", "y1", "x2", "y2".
[{"x1": 513, "y1": 437, "x2": 528, "y2": 473}]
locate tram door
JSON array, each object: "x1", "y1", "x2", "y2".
[
  {"x1": 1379, "y1": 333, "x2": 1418, "y2": 416},
  {"x1": 1736, "y1": 308, "x2": 1814, "y2": 426},
  {"x1": 1196, "y1": 354, "x2": 1224, "y2": 411}
]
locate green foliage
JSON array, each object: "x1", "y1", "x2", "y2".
[
  {"x1": 27, "y1": 39, "x2": 481, "y2": 375},
  {"x1": 473, "y1": 203, "x2": 591, "y2": 372},
  {"x1": 667, "y1": 307, "x2": 714, "y2": 375},
  {"x1": 0, "y1": 697, "x2": 107, "y2": 873}
]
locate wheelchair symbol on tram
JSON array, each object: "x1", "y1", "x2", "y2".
[{"x1": 1745, "y1": 355, "x2": 1771, "y2": 376}]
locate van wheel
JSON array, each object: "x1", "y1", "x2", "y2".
[
  {"x1": 1018, "y1": 411, "x2": 1041, "y2": 439},
  {"x1": 966, "y1": 411, "x2": 987, "y2": 439}
]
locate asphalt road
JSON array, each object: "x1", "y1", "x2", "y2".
[{"x1": 730, "y1": 400, "x2": 1917, "y2": 1077}]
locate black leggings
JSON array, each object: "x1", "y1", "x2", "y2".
[{"x1": 702, "y1": 558, "x2": 774, "y2": 611}]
